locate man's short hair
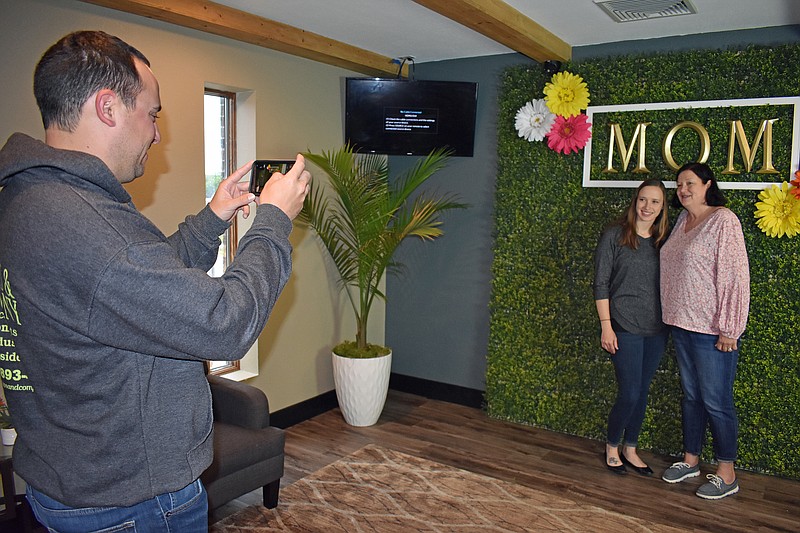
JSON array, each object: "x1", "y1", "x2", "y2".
[{"x1": 34, "y1": 31, "x2": 150, "y2": 132}]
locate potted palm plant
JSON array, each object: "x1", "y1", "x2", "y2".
[{"x1": 299, "y1": 144, "x2": 465, "y2": 426}]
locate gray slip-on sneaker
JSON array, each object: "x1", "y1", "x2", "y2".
[
  {"x1": 696, "y1": 474, "x2": 739, "y2": 500},
  {"x1": 662, "y1": 461, "x2": 701, "y2": 483}
]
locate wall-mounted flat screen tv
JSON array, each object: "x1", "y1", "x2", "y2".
[{"x1": 345, "y1": 78, "x2": 478, "y2": 157}]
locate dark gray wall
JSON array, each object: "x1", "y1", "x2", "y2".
[
  {"x1": 573, "y1": 25, "x2": 800, "y2": 61},
  {"x1": 385, "y1": 53, "x2": 534, "y2": 391},
  {"x1": 385, "y1": 25, "x2": 800, "y2": 393}
]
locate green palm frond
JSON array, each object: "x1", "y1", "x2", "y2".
[{"x1": 300, "y1": 144, "x2": 466, "y2": 352}]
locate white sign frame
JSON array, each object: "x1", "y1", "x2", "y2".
[{"x1": 581, "y1": 96, "x2": 800, "y2": 190}]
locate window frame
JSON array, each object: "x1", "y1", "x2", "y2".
[{"x1": 204, "y1": 88, "x2": 241, "y2": 376}]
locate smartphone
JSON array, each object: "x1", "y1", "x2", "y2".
[{"x1": 249, "y1": 160, "x2": 295, "y2": 195}]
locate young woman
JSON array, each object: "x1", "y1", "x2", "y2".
[{"x1": 594, "y1": 178, "x2": 670, "y2": 476}]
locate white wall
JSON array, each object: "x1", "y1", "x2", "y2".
[{"x1": 0, "y1": 0, "x2": 385, "y2": 410}]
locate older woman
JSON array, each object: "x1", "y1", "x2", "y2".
[
  {"x1": 594, "y1": 178, "x2": 670, "y2": 476},
  {"x1": 659, "y1": 162, "x2": 750, "y2": 500}
]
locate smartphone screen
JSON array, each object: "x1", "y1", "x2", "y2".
[{"x1": 249, "y1": 160, "x2": 294, "y2": 195}]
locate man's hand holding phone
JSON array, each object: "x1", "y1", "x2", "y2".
[
  {"x1": 208, "y1": 161, "x2": 257, "y2": 222},
  {"x1": 256, "y1": 154, "x2": 310, "y2": 220}
]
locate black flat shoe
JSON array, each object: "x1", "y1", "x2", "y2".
[
  {"x1": 621, "y1": 453, "x2": 653, "y2": 476},
  {"x1": 604, "y1": 453, "x2": 627, "y2": 475}
]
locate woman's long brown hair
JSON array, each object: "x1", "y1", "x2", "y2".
[{"x1": 618, "y1": 178, "x2": 670, "y2": 249}]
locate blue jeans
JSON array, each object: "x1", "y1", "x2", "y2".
[
  {"x1": 671, "y1": 327, "x2": 739, "y2": 462},
  {"x1": 26, "y1": 479, "x2": 208, "y2": 533},
  {"x1": 607, "y1": 330, "x2": 667, "y2": 447}
]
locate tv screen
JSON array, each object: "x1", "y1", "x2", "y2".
[{"x1": 345, "y1": 78, "x2": 478, "y2": 157}]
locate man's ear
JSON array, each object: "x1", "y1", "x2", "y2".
[{"x1": 95, "y1": 89, "x2": 117, "y2": 127}]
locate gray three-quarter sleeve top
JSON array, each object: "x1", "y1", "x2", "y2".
[{"x1": 593, "y1": 225, "x2": 665, "y2": 336}]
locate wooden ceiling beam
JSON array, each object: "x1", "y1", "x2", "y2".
[
  {"x1": 413, "y1": 0, "x2": 571, "y2": 63},
  {"x1": 78, "y1": 0, "x2": 405, "y2": 77}
]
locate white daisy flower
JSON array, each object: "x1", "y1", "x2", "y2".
[{"x1": 514, "y1": 98, "x2": 556, "y2": 142}]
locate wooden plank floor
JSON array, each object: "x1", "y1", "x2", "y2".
[{"x1": 210, "y1": 390, "x2": 800, "y2": 532}]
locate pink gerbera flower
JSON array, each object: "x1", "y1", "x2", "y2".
[{"x1": 546, "y1": 113, "x2": 592, "y2": 154}]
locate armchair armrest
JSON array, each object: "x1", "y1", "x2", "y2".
[{"x1": 208, "y1": 374, "x2": 270, "y2": 429}]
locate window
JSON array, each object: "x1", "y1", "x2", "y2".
[
  {"x1": 204, "y1": 89, "x2": 239, "y2": 375},
  {"x1": 205, "y1": 89, "x2": 237, "y2": 277}
]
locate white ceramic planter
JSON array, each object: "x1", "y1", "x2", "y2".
[
  {"x1": 332, "y1": 351, "x2": 392, "y2": 427},
  {"x1": 1, "y1": 427, "x2": 17, "y2": 446}
]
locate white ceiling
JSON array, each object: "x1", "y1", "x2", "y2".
[{"x1": 211, "y1": 0, "x2": 800, "y2": 63}]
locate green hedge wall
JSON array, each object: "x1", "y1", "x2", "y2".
[{"x1": 488, "y1": 44, "x2": 800, "y2": 478}]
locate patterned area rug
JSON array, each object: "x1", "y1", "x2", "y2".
[{"x1": 210, "y1": 444, "x2": 685, "y2": 532}]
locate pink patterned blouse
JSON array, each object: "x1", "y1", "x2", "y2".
[{"x1": 660, "y1": 207, "x2": 750, "y2": 339}]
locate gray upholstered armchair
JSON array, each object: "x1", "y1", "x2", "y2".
[{"x1": 202, "y1": 374, "x2": 285, "y2": 510}]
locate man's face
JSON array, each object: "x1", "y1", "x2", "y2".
[{"x1": 113, "y1": 58, "x2": 161, "y2": 183}]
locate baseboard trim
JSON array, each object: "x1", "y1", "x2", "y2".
[
  {"x1": 389, "y1": 373, "x2": 485, "y2": 409},
  {"x1": 270, "y1": 374, "x2": 485, "y2": 428},
  {"x1": 270, "y1": 390, "x2": 338, "y2": 429}
]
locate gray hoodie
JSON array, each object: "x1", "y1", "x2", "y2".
[{"x1": 0, "y1": 133, "x2": 292, "y2": 507}]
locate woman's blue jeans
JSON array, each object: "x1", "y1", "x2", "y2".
[
  {"x1": 671, "y1": 326, "x2": 739, "y2": 462},
  {"x1": 26, "y1": 479, "x2": 208, "y2": 533},
  {"x1": 607, "y1": 330, "x2": 667, "y2": 447}
]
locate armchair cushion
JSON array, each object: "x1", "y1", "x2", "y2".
[
  {"x1": 207, "y1": 422, "x2": 284, "y2": 476},
  {"x1": 207, "y1": 375, "x2": 270, "y2": 429},
  {"x1": 202, "y1": 375, "x2": 285, "y2": 511}
]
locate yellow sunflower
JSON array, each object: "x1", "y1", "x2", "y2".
[
  {"x1": 754, "y1": 182, "x2": 800, "y2": 238},
  {"x1": 543, "y1": 71, "x2": 590, "y2": 118}
]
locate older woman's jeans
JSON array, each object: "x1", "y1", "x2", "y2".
[
  {"x1": 607, "y1": 330, "x2": 667, "y2": 447},
  {"x1": 671, "y1": 326, "x2": 739, "y2": 462},
  {"x1": 26, "y1": 479, "x2": 208, "y2": 533}
]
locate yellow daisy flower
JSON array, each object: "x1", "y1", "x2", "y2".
[
  {"x1": 754, "y1": 182, "x2": 800, "y2": 238},
  {"x1": 543, "y1": 71, "x2": 590, "y2": 118}
]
